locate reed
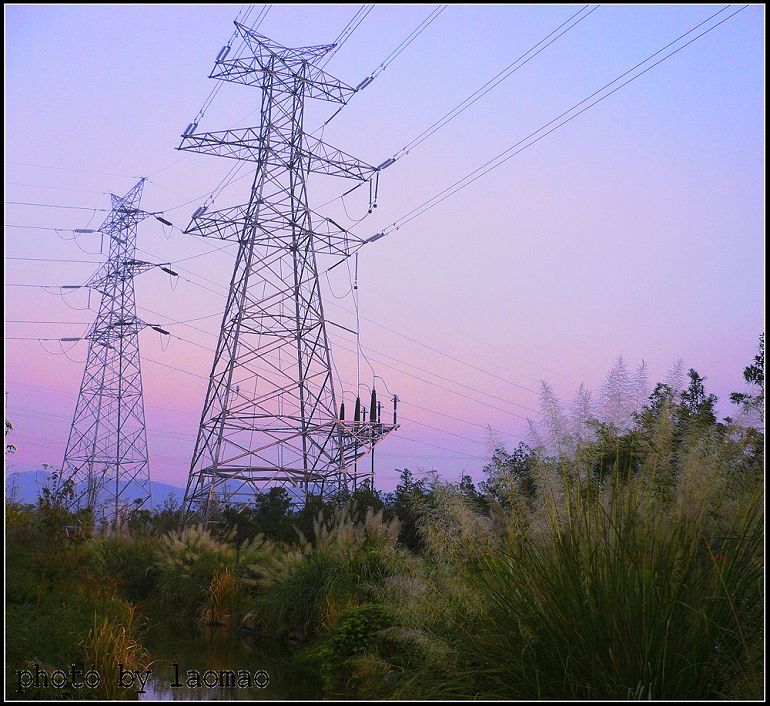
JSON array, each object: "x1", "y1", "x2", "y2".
[{"x1": 82, "y1": 602, "x2": 149, "y2": 700}]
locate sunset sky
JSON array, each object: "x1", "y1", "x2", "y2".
[{"x1": 5, "y1": 4, "x2": 764, "y2": 493}]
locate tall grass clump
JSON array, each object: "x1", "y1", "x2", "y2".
[
  {"x1": 251, "y1": 502, "x2": 402, "y2": 640},
  {"x1": 90, "y1": 535, "x2": 159, "y2": 602},
  {"x1": 82, "y1": 601, "x2": 149, "y2": 699},
  {"x1": 382, "y1": 355, "x2": 764, "y2": 700},
  {"x1": 155, "y1": 525, "x2": 275, "y2": 624},
  {"x1": 155, "y1": 525, "x2": 232, "y2": 612},
  {"x1": 387, "y1": 468, "x2": 762, "y2": 700},
  {"x1": 466, "y1": 482, "x2": 760, "y2": 698},
  {"x1": 198, "y1": 567, "x2": 240, "y2": 626}
]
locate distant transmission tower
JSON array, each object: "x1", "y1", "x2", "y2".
[
  {"x1": 180, "y1": 24, "x2": 398, "y2": 521},
  {"x1": 61, "y1": 178, "x2": 174, "y2": 528}
]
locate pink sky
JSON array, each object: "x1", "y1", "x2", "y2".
[{"x1": 5, "y1": 4, "x2": 764, "y2": 492}]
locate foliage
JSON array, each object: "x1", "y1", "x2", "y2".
[
  {"x1": 82, "y1": 602, "x2": 149, "y2": 699},
  {"x1": 198, "y1": 568, "x2": 241, "y2": 626},
  {"x1": 4, "y1": 348, "x2": 764, "y2": 700},
  {"x1": 5, "y1": 523, "x2": 148, "y2": 701},
  {"x1": 319, "y1": 603, "x2": 393, "y2": 697},
  {"x1": 383, "y1": 469, "x2": 428, "y2": 550},
  {"x1": 730, "y1": 333, "x2": 764, "y2": 423},
  {"x1": 5, "y1": 418, "x2": 16, "y2": 455},
  {"x1": 481, "y1": 442, "x2": 536, "y2": 507},
  {"x1": 219, "y1": 487, "x2": 295, "y2": 543},
  {"x1": 365, "y1": 354, "x2": 764, "y2": 700},
  {"x1": 251, "y1": 502, "x2": 402, "y2": 639},
  {"x1": 90, "y1": 535, "x2": 159, "y2": 602},
  {"x1": 155, "y1": 525, "x2": 233, "y2": 611}
]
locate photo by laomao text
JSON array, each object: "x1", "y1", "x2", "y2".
[{"x1": 15, "y1": 662, "x2": 270, "y2": 694}]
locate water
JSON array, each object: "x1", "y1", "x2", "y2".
[{"x1": 138, "y1": 622, "x2": 322, "y2": 701}]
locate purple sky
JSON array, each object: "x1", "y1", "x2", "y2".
[{"x1": 5, "y1": 4, "x2": 764, "y2": 492}]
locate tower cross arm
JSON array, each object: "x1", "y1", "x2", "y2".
[
  {"x1": 304, "y1": 134, "x2": 377, "y2": 181},
  {"x1": 178, "y1": 127, "x2": 375, "y2": 181},
  {"x1": 210, "y1": 57, "x2": 356, "y2": 104},
  {"x1": 86, "y1": 260, "x2": 176, "y2": 292},
  {"x1": 234, "y1": 21, "x2": 336, "y2": 63}
]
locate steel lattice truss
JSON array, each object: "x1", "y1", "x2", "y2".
[
  {"x1": 181, "y1": 26, "x2": 397, "y2": 520},
  {"x1": 61, "y1": 179, "x2": 159, "y2": 527}
]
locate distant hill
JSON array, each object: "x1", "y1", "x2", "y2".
[{"x1": 5, "y1": 470, "x2": 185, "y2": 509}]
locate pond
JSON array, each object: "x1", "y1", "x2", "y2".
[{"x1": 139, "y1": 621, "x2": 323, "y2": 701}]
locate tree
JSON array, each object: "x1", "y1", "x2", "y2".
[
  {"x1": 221, "y1": 486, "x2": 295, "y2": 543},
  {"x1": 5, "y1": 418, "x2": 16, "y2": 455},
  {"x1": 730, "y1": 333, "x2": 764, "y2": 422},
  {"x1": 346, "y1": 479, "x2": 387, "y2": 522},
  {"x1": 480, "y1": 443, "x2": 536, "y2": 508},
  {"x1": 385, "y1": 469, "x2": 428, "y2": 550},
  {"x1": 677, "y1": 368, "x2": 718, "y2": 430},
  {"x1": 458, "y1": 473, "x2": 487, "y2": 512}
]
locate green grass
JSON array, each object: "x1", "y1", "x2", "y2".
[{"x1": 388, "y1": 474, "x2": 763, "y2": 700}]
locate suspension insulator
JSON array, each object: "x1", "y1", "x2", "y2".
[{"x1": 393, "y1": 395, "x2": 398, "y2": 425}]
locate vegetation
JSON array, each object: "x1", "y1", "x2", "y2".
[{"x1": 5, "y1": 338, "x2": 764, "y2": 699}]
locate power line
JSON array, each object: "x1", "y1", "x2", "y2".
[
  {"x1": 329, "y1": 301, "x2": 540, "y2": 395},
  {"x1": 5, "y1": 201, "x2": 109, "y2": 211},
  {"x1": 146, "y1": 5, "x2": 273, "y2": 193},
  {"x1": 65, "y1": 257, "x2": 550, "y2": 429},
  {"x1": 379, "y1": 4, "x2": 748, "y2": 235},
  {"x1": 316, "y1": 4, "x2": 589, "y2": 209},
  {"x1": 7, "y1": 336, "x2": 73, "y2": 341},
  {"x1": 9, "y1": 314, "x2": 528, "y2": 452},
  {"x1": 369, "y1": 5, "x2": 447, "y2": 80},
  {"x1": 401, "y1": 399, "x2": 517, "y2": 439},
  {"x1": 6, "y1": 257, "x2": 101, "y2": 265},
  {"x1": 392, "y1": 5, "x2": 599, "y2": 161},
  {"x1": 4, "y1": 161, "x2": 140, "y2": 178},
  {"x1": 7, "y1": 406, "x2": 197, "y2": 442},
  {"x1": 60, "y1": 247, "x2": 550, "y2": 403},
  {"x1": 399, "y1": 414, "x2": 488, "y2": 446},
  {"x1": 328, "y1": 334, "x2": 536, "y2": 420},
  {"x1": 395, "y1": 433, "x2": 487, "y2": 461},
  {"x1": 93, "y1": 282, "x2": 540, "y2": 421},
  {"x1": 6, "y1": 182, "x2": 109, "y2": 195},
  {"x1": 143, "y1": 355, "x2": 209, "y2": 380},
  {"x1": 318, "y1": 4, "x2": 376, "y2": 70},
  {"x1": 312, "y1": 5, "x2": 447, "y2": 137},
  {"x1": 365, "y1": 289, "x2": 571, "y2": 382},
  {"x1": 127, "y1": 254, "x2": 546, "y2": 397},
  {"x1": 5, "y1": 224, "x2": 78, "y2": 231},
  {"x1": 6, "y1": 380, "x2": 201, "y2": 420},
  {"x1": 8, "y1": 335, "x2": 521, "y2": 460},
  {"x1": 6, "y1": 319, "x2": 90, "y2": 324},
  {"x1": 113, "y1": 225, "x2": 566, "y2": 388}
]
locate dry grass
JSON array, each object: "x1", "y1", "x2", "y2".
[{"x1": 82, "y1": 602, "x2": 149, "y2": 699}]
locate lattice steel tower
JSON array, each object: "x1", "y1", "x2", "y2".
[
  {"x1": 61, "y1": 178, "x2": 171, "y2": 527},
  {"x1": 181, "y1": 24, "x2": 397, "y2": 521}
]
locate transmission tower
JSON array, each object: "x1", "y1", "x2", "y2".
[
  {"x1": 61, "y1": 178, "x2": 173, "y2": 528},
  {"x1": 180, "y1": 24, "x2": 398, "y2": 521}
]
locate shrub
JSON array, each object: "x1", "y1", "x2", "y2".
[
  {"x1": 155, "y1": 526, "x2": 233, "y2": 610},
  {"x1": 251, "y1": 503, "x2": 402, "y2": 639},
  {"x1": 82, "y1": 601, "x2": 149, "y2": 699},
  {"x1": 387, "y1": 473, "x2": 764, "y2": 700},
  {"x1": 198, "y1": 568, "x2": 240, "y2": 625},
  {"x1": 91, "y1": 536, "x2": 159, "y2": 601}
]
